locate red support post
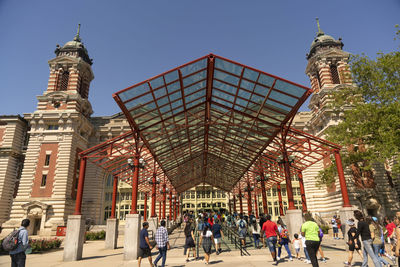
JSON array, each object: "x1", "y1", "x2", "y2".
[
  {"x1": 151, "y1": 173, "x2": 157, "y2": 217},
  {"x1": 233, "y1": 195, "x2": 237, "y2": 213},
  {"x1": 254, "y1": 193, "x2": 259, "y2": 219},
  {"x1": 228, "y1": 196, "x2": 232, "y2": 214},
  {"x1": 238, "y1": 189, "x2": 243, "y2": 214},
  {"x1": 162, "y1": 184, "x2": 166, "y2": 219},
  {"x1": 282, "y1": 151, "x2": 296, "y2": 210},
  {"x1": 173, "y1": 197, "x2": 177, "y2": 221},
  {"x1": 74, "y1": 157, "x2": 87, "y2": 215},
  {"x1": 110, "y1": 175, "x2": 118, "y2": 219},
  {"x1": 144, "y1": 192, "x2": 148, "y2": 221},
  {"x1": 159, "y1": 201, "x2": 162, "y2": 220},
  {"x1": 334, "y1": 150, "x2": 352, "y2": 207},
  {"x1": 169, "y1": 191, "x2": 172, "y2": 220},
  {"x1": 277, "y1": 184, "x2": 284, "y2": 216},
  {"x1": 260, "y1": 174, "x2": 268, "y2": 215},
  {"x1": 247, "y1": 189, "x2": 252, "y2": 215},
  {"x1": 130, "y1": 155, "x2": 140, "y2": 214},
  {"x1": 297, "y1": 170, "x2": 308, "y2": 212}
]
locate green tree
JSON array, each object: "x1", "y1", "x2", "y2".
[{"x1": 317, "y1": 26, "x2": 400, "y2": 187}]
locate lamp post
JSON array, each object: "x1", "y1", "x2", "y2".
[
  {"x1": 238, "y1": 189, "x2": 243, "y2": 214},
  {"x1": 147, "y1": 176, "x2": 160, "y2": 217},
  {"x1": 244, "y1": 184, "x2": 254, "y2": 215},
  {"x1": 159, "y1": 185, "x2": 169, "y2": 220},
  {"x1": 256, "y1": 173, "x2": 269, "y2": 215},
  {"x1": 173, "y1": 195, "x2": 177, "y2": 221},
  {"x1": 127, "y1": 156, "x2": 145, "y2": 214},
  {"x1": 277, "y1": 154, "x2": 296, "y2": 210}
]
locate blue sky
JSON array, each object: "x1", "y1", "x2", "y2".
[{"x1": 0, "y1": 0, "x2": 399, "y2": 116}]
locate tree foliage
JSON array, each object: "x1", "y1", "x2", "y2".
[{"x1": 317, "y1": 26, "x2": 400, "y2": 187}]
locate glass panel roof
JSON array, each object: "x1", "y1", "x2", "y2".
[{"x1": 114, "y1": 54, "x2": 311, "y2": 192}]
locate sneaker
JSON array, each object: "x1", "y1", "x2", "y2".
[
  {"x1": 304, "y1": 259, "x2": 308, "y2": 263},
  {"x1": 273, "y1": 261, "x2": 279, "y2": 266},
  {"x1": 289, "y1": 257, "x2": 293, "y2": 261},
  {"x1": 277, "y1": 256, "x2": 280, "y2": 260},
  {"x1": 322, "y1": 258, "x2": 326, "y2": 263},
  {"x1": 306, "y1": 260, "x2": 311, "y2": 264},
  {"x1": 186, "y1": 259, "x2": 190, "y2": 262}
]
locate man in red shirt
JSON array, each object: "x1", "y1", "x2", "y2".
[
  {"x1": 262, "y1": 214, "x2": 280, "y2": 265},
  {"x1": 386, "y1": 216, "x2": 396, "y2": 256}
]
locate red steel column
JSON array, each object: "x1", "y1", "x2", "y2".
[
  {"x1": 151, "y1": 173, "x2": 157, "y2": 217},
  {"x1": 173, "y1": 197, "x2": 177, "y2": 221},
  {"x1": 254, "y1": 193, "x2": 259, "y2": 219},
  {"x1": 247, "y1": 190, "x2": 252, "y2": 215},
  {"x1": 162, "y1": 184, "x2": 166, "y2": 219},
  {"x1": 228, "y1": 196, "x2": 232, "y2": 214},
  {"x1": 159, "y1": 201, "x2": 162, "y2": 220},
  {"x1": 334, "y1": 150, "x2": 352, "y2": 207},
  {"x1": 282, "y1": 151, "x2": 296, "y2": 210},
  {"x1": 130, "y1": 155, "x2": 140, "y2": 214},
  {"x1": 233, "y1": 195, "x2": 237, "y2": 213},
  {"x1": 297, "y1": 170, "x2": 308, "y2": 212},
  {"x1": 144, "y1": 192, "x2": 148, "y2": 221},
  {"x1": 110, "y1": 175, "x2": 118, "y2": 219},
  {"x1": 277, "y1": 184, "x2": 284, "y2": 216},
  {"x1": 238, "y1": 189, "x2": 243, "y2": 214},
  {"x1": 169, "y1": 191, "x2": 172, "y2": 220},
  {"x1": 74, "y1": 157, "x2": 87, "y2": 215},
  {"x1": 260, "y1": 174, "x2": 268, "y2": 215}
]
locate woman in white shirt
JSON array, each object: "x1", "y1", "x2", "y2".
[
  {"x1": 250, "y1": 218, "x2": 261, "y2": 248},
  {"x1": 199, "y1": 225, "x2": 215, "y2": 265}
]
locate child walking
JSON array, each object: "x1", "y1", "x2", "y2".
[{"x1": 292, "y1": 233, "x2": 301, "y2": 259}]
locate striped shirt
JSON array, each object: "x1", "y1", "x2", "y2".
[{"x1": 155, "y1": 226, "x2": 169, "y2": 248}]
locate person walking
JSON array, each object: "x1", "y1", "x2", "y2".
[
  {"x1": 9, "y1": 219, "x2": 30, "y2": 267},
  {"x1": 211, "y1": 219, "x2": 224, "y2": 254},
  {"x1": 250, "y1": 218, "x2": 261, "y2": 249},
  {"x1": 184, "y1": 219, "x2": 196, "y2": 262},
  {"x1": 138, "y1": 221, "x2": 153, "y2": 267},
  {"x1": 344, "y1": 218, "x2": 363, "y2": 266},
  {"x1": 277, "y1": 227, "x2": 293, "y2": 261},
  {"x1": 262, "y1": 214, "x2": 280, "y2": 265},
  {"x1": 394, "y1": 215, "x2": 400, "y2": 266},
  {"x1": 331, "y1": 215, "x2": 339, "y2": 240},
  {"x1": 353, "y1": 210, "x2": 382, "y2": 267},
  {"x1": 259, "y1": 214, "x2": 266, "y2": 248},
  {"x1": 369, "y1": 217, "x2": 390, "y2": 266},
  {"x1": 154, "y1": 220, "x2": 170, "y2": 267},
  {"x1": 292, "y1": 233, "x2": 301, "y2": 260},
  {"x1": 236, "y1": 214, "x2": 247, "y2": 247},
  {"x1": 301, "y1": 213, "x2": 320, "y2": 267},
  {"x1": 199, "y1": 225, "x2": 215, "y2": 265}
]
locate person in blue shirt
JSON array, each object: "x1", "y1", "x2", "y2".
[
  {"x1": 211, "y1": 219, "x2": 224, "y2": 254},
  {"x1": 138, "y1": 222, "x2": 153, "y2": 267},
  {"x1": 10, "y1": 219, "x2": 30, "y2": 267}
]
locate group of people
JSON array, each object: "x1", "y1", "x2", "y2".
[{"x1": 343, "y1": 211, "x2": 400, "y2": 267}]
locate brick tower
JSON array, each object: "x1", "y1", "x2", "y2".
[
  {"x1": 297, "y1": 19, "x2": 400, "y2": 219},
  {"x1": 2, "y1": 25, "x2": 95, "y2": 236}
]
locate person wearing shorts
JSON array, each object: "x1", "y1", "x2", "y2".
[
  {"x1": 236, "y1": 214, "x2": 247, "y2": 247},
  {"x1": 211, "y1": 219, "x2": 224, "y2": 254},
  {"x1": 262, "y1": 214, "x2": 280, "y2": 265},
  {"x1": 138, "y1": 222, "x2": 153, "y2": 267}
]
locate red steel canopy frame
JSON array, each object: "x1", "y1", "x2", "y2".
[
  {"x1": 113, "y1": 53, "x2": 312, "y2": 193},
  {"x1": 73, "y1": 53, "x2": 351, "y2": 216}
]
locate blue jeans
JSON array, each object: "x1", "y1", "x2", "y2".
[
  {"x1": 154, "y1": 246, "x2": 167, "y2": 267},
  {"x1": 278, "y1": 239, "x2": 292, "y2": 258},
  {"x1": 362, "y1": 239, "x2": 382, "y2": 267},
  {"x1": 266, "y1": 236, "x2": 277, "y2": 253},
  {"x1": 372, "y1": 243, "x2": 389, "y2": 266},
  {"x1": 253, "y1": 233, "x2": 260, "y2": 248},
  {"x1": 304, "y1": 247, "x2": 310, "y2": 260}
]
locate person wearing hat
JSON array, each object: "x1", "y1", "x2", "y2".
[
  {"x1": 138, "y1": 221, "x2": 153, "y2": 267},
  {"x1": 344, "y1": 218, "x2": 363, "y2": 266}
]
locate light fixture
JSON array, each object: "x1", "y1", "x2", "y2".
[{"x1": 127, "y1": 157, "x2": 145, "y2": 171}]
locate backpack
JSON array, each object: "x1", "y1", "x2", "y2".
[
  {"x1": 2, "y1": 230, "x2": 20, "y2": 252},
  {"x1": 239, "y1": 220, "x2": 246, "y2": 229},
  {"x1": 198, "y1": 221, "x2": 204, "y2": 231},
  {"x1": 280, "y1": 229, "x2": 289, "y2": 239}
]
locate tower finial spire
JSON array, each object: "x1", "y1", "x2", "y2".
[
  {"x1": 74, "y1": 23, "x2": 81, "y2": 42},
  {"x1": 315, "y1": 17, "x2": 324, "y2": 36}
]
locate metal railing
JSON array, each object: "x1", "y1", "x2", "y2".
[{"x1": 221, "y1": 225, "x2": 250, "y2": 256}]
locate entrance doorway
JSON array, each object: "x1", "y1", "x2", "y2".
[{"x1": 32, "y1": 218, "x2": 41, "y2": 235}]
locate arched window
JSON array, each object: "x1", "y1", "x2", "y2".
[
  {"x1": 330, "y1": 65, "x2": 340, "y2": 84},
  {"x1": 59, "y1": 71, "x2": 69, "y2": 91}
]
